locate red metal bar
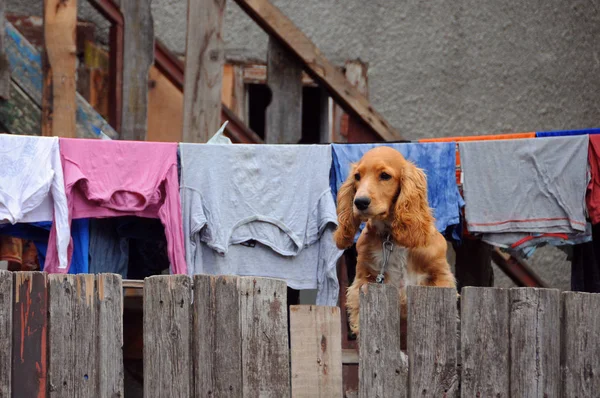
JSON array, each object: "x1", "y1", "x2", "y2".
[{"x1": 491, "y1": 247, "x2": 548, "y2": 288}]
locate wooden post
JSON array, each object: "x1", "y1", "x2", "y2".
[
  {"x1": 193, "y1": 275, "x2": 242, "y2": 397},
  {"x1": 561, "y1": 291, "x2": 600, "y2": 396},
  {"x1": 143, "y1": 275, "x2": 192, "y2": 398},
  {"x1": 182, "y1": 0, "x2": 226, "y2": 143},
  {"x1": 290, "y1": 305, "x2": 343, "y2": 397},
  {"x1": 0, "y1": 0, "x2": 10, "y2": 99},
  {"x1": 12, "y1": 272, "x2": 48, "y2": 398},
  {"x1": 460, "y1": 287, "x2": 509, "y2": 397},
  {"x1": 97, "y1": 274, "x2": 124, "y2": 397},
  {"x1": 334, "y1": 60, "x2": 369, "y2": 143},
  {"x1": 266, "y1": 38, "x2": 303, "y2": 144},
  {"x1": 0, "y1": 271, "x2": 12, "y2": 397},
  {"x1": 509, "y1": 288, "x2": 560, "y2": 397},
  {"x1": 117, "y1": 0, "x2": 154, "y2": 141},
  {"x1": 43, "y1": 0, "x2": 77, "y2": 138},
  {"x1": 359, "y1": 283, "x2": 407, "y2": 398},
  {"x1": 407, "y1": 286, "x2": 458, "y2": 397},
  {"x1": 239, "y1": 277, "x2": 290, "y2": 397}
]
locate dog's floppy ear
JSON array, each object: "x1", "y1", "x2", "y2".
[
  {"x1": 391, "y1": 162, "x2": 433, "y2": 247},
  {"x1": 334, "y1": 167, "x2": 361, "y2": 249}
]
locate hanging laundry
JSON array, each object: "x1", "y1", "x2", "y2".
[
  {"x1": 586, "y1": 134, "x2": 600, "y2": 225},
  {"x1": 330, "y1": 142, "x2": 464, "y2": 241},
  {"x1": 536, "y1": 128, "x2": 600, "y2": 138},
  {"x1": 180, "y1": 144, "x2": 342, "y2": 305},
  {"x1": 460, "y1": 135, "x2": 590, "y2": 250},
  {"x1": 0, "y1": 135, "x2": 70, "y2": 269},
  {"x1": 44, "y1": 139, "x2": 186, "y2": 274}
]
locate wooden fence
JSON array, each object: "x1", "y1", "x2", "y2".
[{"x1": 0, "y1": 271, "x2": 599, "y2": 397}]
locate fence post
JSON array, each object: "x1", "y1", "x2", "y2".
[
  {"x1": 460, "y1": 287, "x2": 509, "y2": 397},
  {"x1": 182, "y1": 0, "x2": 226, "y2": 143},
  {"x1": 116, "y1": 0, "x2": 153, "y2": 140},
  {"x1": 290, "y1": 305, "x2": 343, "y2": 397},
  {"x1": 0, "y1": 270, "x2": 12, "y2": 397},
  {"x1": 561, "y1": 291, "x2": 600, "y2": 396},
  {"x1": 406, "y1": 286, "x2": 458, "y2": 397},
  {"x1": 358, "y1": 283, "x2": 407, "y2": 398},
  {"x1": 42, "y1": 0, "x2": 77, "y2": 138},
  {"x1": 193, "y1": 275, "x2": 242, "y2": 397},
  {"x1": 509, "y1": 288, "x2": 560, "y2": 397},
  {"x1": 97, "y1": 274, "x2": 124, "y2": 397},
  {"x1": 143, "y1": 275, "x2": 192, "y2": 398},
  {"x1": 265, "y1": 39, "x2": 303, "y2": 144},
  {"x1": 239, "y1": 277, "x2": 290, "y2": 397}
]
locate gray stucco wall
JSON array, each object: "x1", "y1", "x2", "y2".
[{"x1": 7, "y1": 0, "x2": 597, "y2": 290}]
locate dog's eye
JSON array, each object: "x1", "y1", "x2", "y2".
[
  {"x1": 354, "y1": 173, "x2": 361, "y2": 181},
  {"x1": 380, "y1": 172, "x2": 392, "y2": 181}
]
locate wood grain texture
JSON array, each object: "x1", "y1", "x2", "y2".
[
  {"x1": 147, "y1": 65, "x2": 183, "y2": 142},
  {"x1": 239, "y1": 277, "x2": 290, "y2": 397},
  {"x1": 182, "y1": 0, "x2": 226, "y2": 143},
  {"x1": 12, "y1": 272, "x2": 48, "y2": 398},
  {"x1": 43, "y1": 0, "x2": 77, "y2": 138},
  {"x1": 0, "y1": 81, "x2": 41, "y2": 135},
  {"x1": 266, "y1": 38, "x2": 302, "y2": 144},
  {"x1": 359, "y1": 283, "x2": 407, "y2": 398},
  {"x1": 193, "y1": 275, "x2": 242, "y2": 397},
  {"x1": 561, "y1": 291, "x2": 600, "y2": 397},
  {"x1": 5, "y1": 22, "x2": 118, "y2": 139},
  {"x1": 232, "y1": 0, "x2": 401, "y2": 141},
  {"x1": 144, "y1": 275, "x2": 192, "y2": 398},
  {"x1": 0, "y1": 271, "x2": 12, "y2": 397},
  {"x1": 97, "y1": 274, "x2": 124, "y2": 398},
  {"x1": 460, "y1": 287, "x2": 509, "y2": 398},
  {"x1": 117, "y1": 0, "x2": 154, "y2": 141},
  {"x1": 407, "y1": 286, "x2": 458, "y2": 398},
  {"x1": 0, "y1": 0, "x2": 10, "y2": 99},
  {"x1": 509, "y1": 288, "x2": 560, "y2": 398},
  {"x1": 290, "y1": 305, "x2": 343, "y2": 397}
]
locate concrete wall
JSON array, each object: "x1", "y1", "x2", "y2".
[{"x1": 8, "y1": 0, "x2": 598, "y2": 290}]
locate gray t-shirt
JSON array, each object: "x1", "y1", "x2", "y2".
[{"x1": 180, "y1": 144, "x2": 342, "y2": 305}]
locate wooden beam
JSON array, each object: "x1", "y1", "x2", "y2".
[
  {"x1": 182, "y1": 0, "x2": 226, "y2": 143},
  {"x1": 266, "y1": 38, "x2": 302, "y2": 143},
  {"x1": 117, "y1": 0, "x2": 153, "y2": 141},
  {"x1": 0, "y1": 0, "x2": 10, "y2": 99},
  {"x1": 43, "y1": 0, "x2": 77, "y2": 138},
  {"x1": 232, "y1": 0, "x2": 401, "y2": 141}
]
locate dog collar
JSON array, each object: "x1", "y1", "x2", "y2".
[{"x1": 376, "y1": 234, "x2": 394, "y2": 284}]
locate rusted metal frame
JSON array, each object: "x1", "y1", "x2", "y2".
[
  {"x1": 490, "y1": 247, "x2": 548, "y2": 288},
  {"x1": 87, "y1": 0, "x2": 261, "y2": 143}
]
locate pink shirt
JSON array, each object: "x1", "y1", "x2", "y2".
[{"x1": 45, "y1": 138, "x2": 186, "y2": 274}]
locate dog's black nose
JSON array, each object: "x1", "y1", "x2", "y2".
[{"x1": 354, "y1": 197, "x2": 371, "y2": 211}]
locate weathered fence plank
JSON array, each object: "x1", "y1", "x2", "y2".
[
  {"x1": 407, "y1": 286, "x2": 458, "y2": 397},
  {"x1": 43, "y1": 0, "x2": 77, "y2": 138},
  {"x1": 239, "y1": 277, "x2": 290, "y2": 397},
  {"x1": 562, "y1": 291, "x2": 600, "y2": 396},
  {"x1": 97, "y1": 274, "x2": 124, "y2": 397},
  {"x1": 48, "y1": 274, "x2": 76, "y2": 397},
  {"x1": 117, "y1": 0, "x2": 154, "y2": 140},
  {"x1": 460, "y1": 287, "x2": 509, "y2": 398},
  {"x1": 13, "y1": 272, "x2": 48, "y2": 398},
  {"x1": 73, "y1": 275, "x2": 98, "y2": 398},
  {"x1": 359, "y1": 283, "x2": 407, "y2": 398},
  {"x1": 0, "y1": 0, "x2": 10, "y2": 99},
  {"x1": 0, "y1": 271, "x2": 12, "y2": 397},
  {"x1": 266, "y1": 38, "x2": 302, "y2": 144},
  {"x1": 290, "y1": 305, "x2": 343, "y2": 397},
  {"x1": 193, "y1": 275, "x2": 242, "y2": 397},
  {"x1": 182, "y1": 0, "x2": 226, "y2": 143},
  {"x1": 144, "y1": 275, "x2": 192, "y2": 398},
  {"x1": 509, "y1": 288, "x2": 560, "y2": 398}
]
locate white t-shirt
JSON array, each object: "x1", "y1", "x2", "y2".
[{"x1": 0, "y1": 135, "x2": 70, "y2": 269}]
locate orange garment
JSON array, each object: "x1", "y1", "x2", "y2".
[
  {"x1": 0, "y1": 236, "x2": 23, "y2": 265},
  {"x1": 420, "y1": 132, "x2": 536, "y2": 238}
]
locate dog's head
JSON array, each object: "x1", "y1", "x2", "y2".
[{"x1": 334, "y1": 146, "x2": 433, "y2": 248}]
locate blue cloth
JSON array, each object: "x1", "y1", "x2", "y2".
[
  {"x1": 536, "y1": 128, "x2": 600, "y2": 137},
  {"x1": 0, "y1": 219, "x2": 90, "y2": 274},
  {"x1": 330, "y1": 143, "x2": 464, "y2": 242}
]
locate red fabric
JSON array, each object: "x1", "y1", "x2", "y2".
[{"x1": 587, "y1": 135, "x2": 600, "y2": 224}]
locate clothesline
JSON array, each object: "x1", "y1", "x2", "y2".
[{"x1": 1, "y1": 127, "x2": 600, "y2": 303}]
